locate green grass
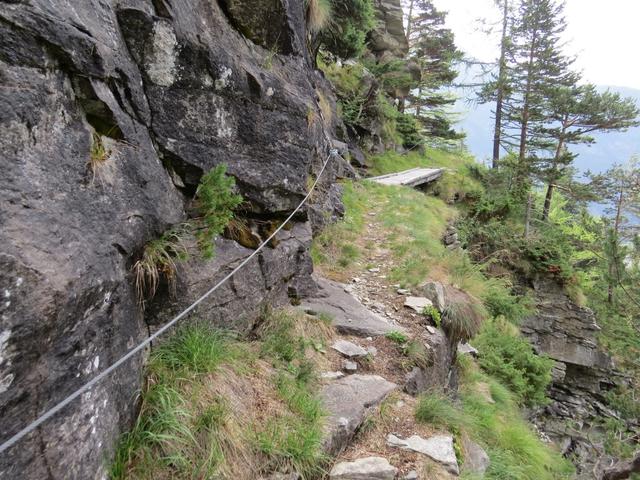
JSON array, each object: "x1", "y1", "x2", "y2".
[
  {"x1": 111, "y1": 312, "x2": 330, "y2": 480},
  {"x1": 385, "y1": 331, "x2": 409, "y2": 344},
  {"x1": 415, "y1": 392, "x2": 464, "y2": 430},
  {"x1": 415, "y1": 365, "x2": 574, "y2": 480}
]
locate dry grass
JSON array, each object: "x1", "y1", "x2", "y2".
[
  {"x1": 87, "y1": 131, "x2": 112, "y2": 184},
  {"x1": 306, "y1": 0, "x2": 332, "y2": 33},
  {"x1": 132, "y1": 227, "x2": 189, "y2": 307},
  {"x1": 441, "y1": 286, "x2": 487, "y2": 344},
  {"x1": 316, "y1": 89, "x2": 333, "y2": 126}
]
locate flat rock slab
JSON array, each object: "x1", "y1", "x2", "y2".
[
  {"x1": 369, "y1": 167, "x2": 444, "y2": 187},
  {"x1": 387, "y1": 434, "x2": 459, "y2": 475},
  {"x1": 322, "y1": 375, "x2": 397, "y2": 454},
  {"x1": 300, "y1": 277, "x2": 404, "y2": 337},
  {"x1": 329, "y1": 456, "x2": 397, "y2": 479},
  {"x1": 404, "y1": 296, "x2": 433, "y2": 313},
  {"x1": 332, "y1": 340, "x2": 367, "y2": 357}
]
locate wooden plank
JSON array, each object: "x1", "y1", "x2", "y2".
[{"x1": 369, "y1": 168, "x2": 444, "y2": 187}]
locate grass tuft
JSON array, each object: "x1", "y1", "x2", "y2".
[
  {"x1": 441, "y1": 287, "x2": 486, "y2": 345},
  {"x1": 132, "y1": 226, "x2": 189, "y2": 306},
  {"x1": 306, "y1": 0, "x2": 332, "y2": 33}
]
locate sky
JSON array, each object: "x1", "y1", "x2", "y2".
[{"x1": 430, "y1": 0, "x2": 640, "y2": 90}]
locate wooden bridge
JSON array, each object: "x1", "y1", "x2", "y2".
[{"x1": 369, "y1": 167, "x2": 444, "y2": 187}]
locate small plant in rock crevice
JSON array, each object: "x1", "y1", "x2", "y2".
[
  {"x1": 193, "y1": 164, "x2": 243, "y2": 259},
  {"x1": 385, "y1": 330, "x2": 408, "y2": 344},
  {"x1": 133, "y1": 164, "x2": 242, "y2": 306},
  {"x1": 88, "y1": 131, "x2": 111, "y2": 183},
  {"x1": 422, "y1": 305, "x2": 442, "y2": 328},
  {"x1": 132, "y1": 225, "x2": 189, "y2": 306}
]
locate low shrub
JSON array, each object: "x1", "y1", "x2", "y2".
[
  {"x1": 422, "y1": 305, "x2": 442, "y2": 328},
  {"x1": 473, "y1": 318, "x2": 554, "y2": 406}
]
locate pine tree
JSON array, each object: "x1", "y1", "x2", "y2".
[
  {"x1": 588, "y1": 157, "x2": 640, "y2": 303},
  {"x1": 538, "y1": 85, "x2": 639, "y2": 220},
  {"x1": 403, "y1": 0, "x2": 462, "y2": 139},
  {"x1": 476, "y1": 0, "x2": 517, "y2": 168},
  {"x1": 503, "y1": 0, "x2": 575, "y2": 193}
]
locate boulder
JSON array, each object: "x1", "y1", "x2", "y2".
[
  {"x1": 457, "y1": 342, "x2": 479, "y2": 357},
  {"x1": 418, "y1": 281, "x2": 447, "y2": 311},
  {"x1": 387, "y1": 434, "x2": 459, "y2": 475},
  {"x1": 462, "y1": 438, "x2": 490, "y2": 476},
  {"x1": 332, "y1": 340, "x2": 368, "y2": 358},
  {"x1": 322, "y1": 375, "x2": 397, "y2": 454},
  {"x1": 404, "y1": 296, "x2": 433, "y2": 313},
  {"x1": 300, "y1": 277, "x2": 403, "y2": 337},
  {"x1": 329, "y1": 456, "x2": 397, "y2": 480}
]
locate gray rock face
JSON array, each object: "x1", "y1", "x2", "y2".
[
  {"x1": 0, "y1": 1, "x2": 345, "y2": 478},
  {"x1": 387, "y1": 433, "x2": 459, "y2": 475},
  {"x1": 462, "y1": 438, "x2": 490, "y2": 476},
  {"x1": 522, "y1": 279, "x2": 621, "y2": 414},
  {"x1": 523, "y1": 278, "x2": 630, "y2": 478},
  {"x1": 369, "y1": 0, "x2": 409, "y2": 58},
  {"x1": 301, "y1": 277, "x2": 402, "y2": 337},
  {"x1": 404, "y1": 329, "x2": 457, "y2": 396},
  {"x1": 329, "y1": 456, "x2": 398, "y2": 480},
  {"x1": 322, "y1": 375, "x2": 397, "y2": 454},
  {"x1": 418, "y1": 281, "x2": 446, "y2": 311}
]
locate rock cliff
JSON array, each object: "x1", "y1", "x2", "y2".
[
  {"x1": 522, "y1": 278, "x2": 630, "y2": 476},
  {"x1": 0, "y1": 1, "x2": 349, "y2": 478}
]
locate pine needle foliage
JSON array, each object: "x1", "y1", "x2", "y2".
[{"x1": 194, "y1": 164, "x2": 243, "y2": 258}]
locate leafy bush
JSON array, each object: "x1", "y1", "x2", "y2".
[
  {"x1": 482, "y1": 281, "x2": 535, "y2": 324},
  {"x1": 194, "y1": 164, "x2": 243, "y2": 258},
  {"x1": 473, "y1": 318, "x2": 554, "y2": 406}
]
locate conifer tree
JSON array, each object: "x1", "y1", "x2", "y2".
[
  {"x1": 503, "y1": 0, "x2": 575, "y2": 193},
  {"x1": 588, "y1": 157, "x2": 640, "y2": 303},
  {"x1": 403, "y1": 0, "x2": 462, "y2": 139},
  {"x1": 538, "y1": 85, "x2": 639, "y2": 220}
]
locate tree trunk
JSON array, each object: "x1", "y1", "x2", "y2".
[
  {"x1": 542, "y1": 183, "x2": 554, "y2": 221},
  {"x1": 608, "y1": 186, "x2": 625, "y2": 304},
  {"x1": 516, "y1": 29, "x2": 538, "y2": 191},
  {"x1": 492, "y1": 0, "x2": 509, "y2": 168},
  {"x1": 524, "y1": 192, "x2": 533, "y2": 238},
  {"x1": 541, "y1": 128, "x2": 566, "y2": 221}
]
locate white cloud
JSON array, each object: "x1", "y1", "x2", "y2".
[{"x1": 431, "y1": 0, "x2": 640, "y2": 89}]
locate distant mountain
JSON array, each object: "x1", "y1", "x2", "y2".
[{"x1": 454, "y1": 86, "x2": 640, "y2": 175}]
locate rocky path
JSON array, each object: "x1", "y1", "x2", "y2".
[{"x1": 298, "y1": 212, "x2": 489, "y2": 479}]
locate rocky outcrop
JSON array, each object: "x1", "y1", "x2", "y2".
[
  {"x1": 522, "y1": 278, "x2": 621, "y2": 419},
  {"x1": 369, "y1": 0, "x2": 409, "y2": 59},
  {"x1": 522, "y1": 278, "x2": 631, "y2": 477},
  {"x1": 0, "y1": 1, "x2": 349, "y2": 478}
]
